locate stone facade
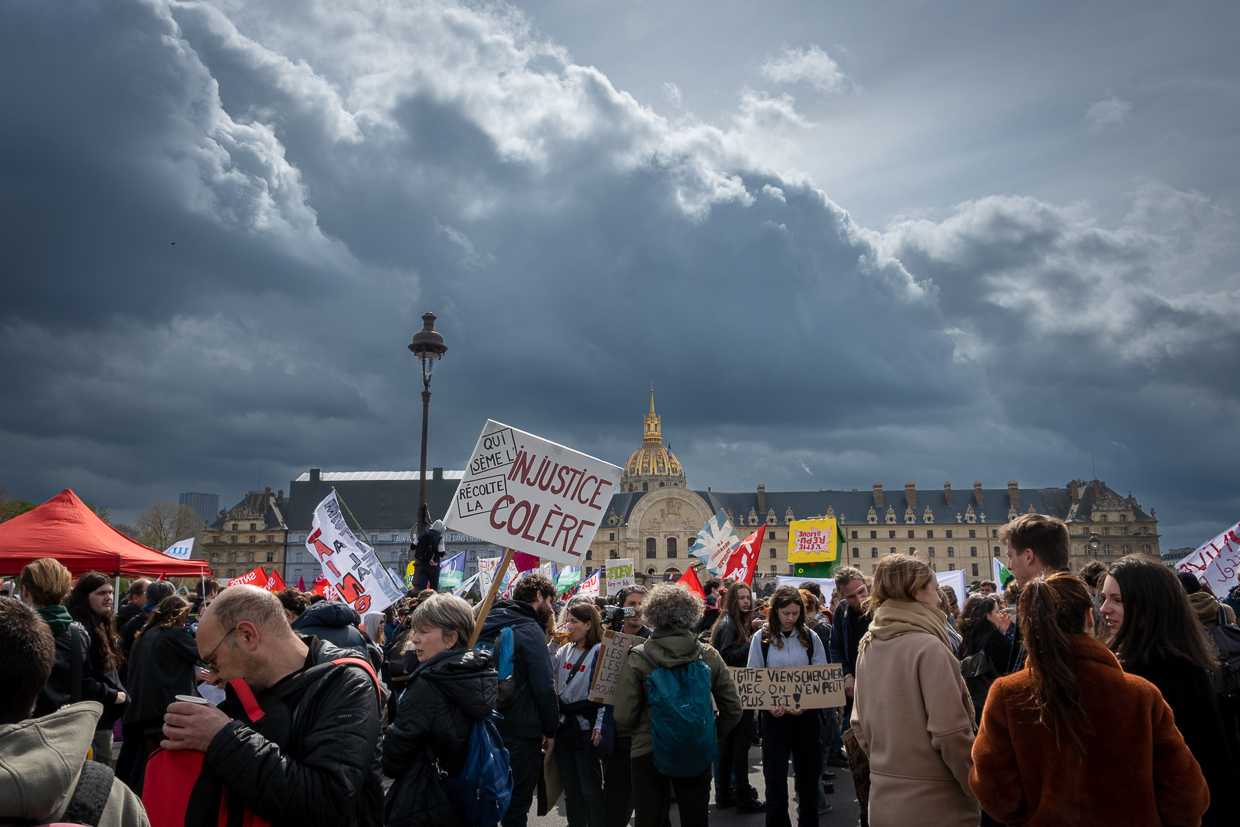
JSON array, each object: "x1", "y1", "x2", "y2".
[{"x1": 198, "y1": 487, "x2": 289, "y2": 582}]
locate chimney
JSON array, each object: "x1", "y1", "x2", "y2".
[
  {"x1": 310, "y1": 468, "x2": 321, "y2": 483},
  {"x1": 1008, "y1": 481, "x2": 1019, "y2": 509},
  {"x1": 277, "y1": 489, "x2": 284, "y2": 503},
  {"x1": 973, "y1": 481, "x2": 984, "y2": 508},
  {"x1": 943, "y1": 482, "x2": 953, "y2": 507},
  {"x1": 872, "y1": 483, "x2": 884, "y2": 508},
  {"x1": 905, "y1": 482, "x2": 917, "y2": 510},
  {"x1": 433, "y1": 467, "x2": 444, "y2": 481},
  {"x1": 757, "y1": 484, "x2": 766, "y2": 514},
  {"x1": 1068, "y1": 480, "x2": 1080, "y2": 504}
]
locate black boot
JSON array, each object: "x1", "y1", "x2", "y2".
[
  {"x1": 716, "y1": 788, "x2": 737, "y2": 809},
  {"x1": 735, "y1": 788, "x2": 766, "y2": 813}
]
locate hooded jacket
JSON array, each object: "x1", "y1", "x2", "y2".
[
  {"x1": 1188, "y1": 591, "x2": 1236, "y2": 629},
  {"x1": 33, "y1": 607, "x2": 97, "y2": 719},
  {"x1": 382, "y1": 648, "x2": 498, "y2": 827},
  {"x1": 292, "y1": 602, "x2": 376, "y2": 664},
  {"x1": 0, "y1": 702, "x2": 149, "y2": 827},
  {"x1": 971, "y1": 636, "x2": 1210, "y2": 827},
  {"x1": 122, "y1": 624, "x2": 200, "y2": 729},
  {"x1": 613, "y1": 627, "x2": 742, "y2": 759},
  {"x1": 478, "y1": 599, "x2": 559, "y2": 742}
]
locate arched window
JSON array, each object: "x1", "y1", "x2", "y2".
[
  {"x1": 666, "y1": 538, "x2": 677, "y2": 557},
  {"x1": 642, "y1": 482, "x2": 648, "y2": 492},
  {"x1": 870, "y1": 548, "x2": 878, "y2": 558},
  {"x1": 970, "y1": 547, "x2": 978, "y2": 557},
  {"x1": 586, "y1": 549, "x2": 593, "y2": 560},
  {"x1": 646, "y1": 538, "x2": 656, "y2": 558}
]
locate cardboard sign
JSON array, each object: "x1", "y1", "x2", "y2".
[
  {"x1": 729, "y1": 664, "x2": 846, "y2": 710},
  {"x1": 443, "y1": 420, "x2": 622, "y2": 566},
  {"x1": 305, "y1": 491, "x2": 403, "y2": 615},
  {"x1": 588, "y1": 629, "x2": 643, "y2": 705},
  {"x1": 606, "y1": 558, "x2": 634, "y2": 593},
  {"x1": 788, "y1": 519, "x2": 838, "y2": 563}
]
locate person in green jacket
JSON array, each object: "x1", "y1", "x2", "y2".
[{"x1": 614, "y1": 583, "x2": 743, "y2": 827}]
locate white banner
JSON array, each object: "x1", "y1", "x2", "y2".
[
  {"x1": 606, "y1": 558, "x2": 635, "y2": 593},
  {"x1": 1177, "y1": 520, "x2": 1240, "y2": 597},
  {"x1": 443, "y1": 420, "x2": 622, "y2": 565},
  {"x1": 306, "y1": 491, "x2": 403, "y2": 615},
  {"x1": 776, "y1": 576, "x2": 837, "y2": 605},
  {"x1": 937, "y1": 569, "x2": 967, "y2": 604},
  {"x1": 163, "y1": 537, "x2": 196, "y2": 560}
]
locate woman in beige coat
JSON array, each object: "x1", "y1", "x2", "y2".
[{"x1": 850, "y1": 555, "x2": 978, "y2": 827}]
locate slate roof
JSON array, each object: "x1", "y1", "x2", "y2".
[
  {"x1": 210, "y1": 490, "x2": 289, "y2": 531},
  {"x1": 285, "y1": 468, "x2": 463, "y2": 533}
]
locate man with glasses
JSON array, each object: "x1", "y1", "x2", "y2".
[{"x1": 159, "y1": 586, "x2": 384, "y2": 827}]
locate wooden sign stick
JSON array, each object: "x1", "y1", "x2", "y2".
[{"x1": 468, "y1": 547, "x2": 515, "y2": 648}]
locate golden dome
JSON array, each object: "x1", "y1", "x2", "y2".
[{"x1": 622, "y1": 388, "x2": 686, "y2": 490}]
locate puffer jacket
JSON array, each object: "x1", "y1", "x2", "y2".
[
  {"x1": 205, "y1": 636, "x2": 385, "y2": 827},
  {"x1": 292, "y1": 602, "x2": 377, "y2": 665},
  {"x1": 613, "y1": 627, "x2": 742, "y2": 758},
  {"x1": 33, "y1": 607, "x2": 101, "y2": 719},
  {"x1": 122, "y1": 624, "x2": 199, "y2": 729},
  {"x1": 477, "y1": 600, "x2": 559, "y2": 742},
  {"x1": 382, "y1": 648, "x2": 498, "y2": 827}
]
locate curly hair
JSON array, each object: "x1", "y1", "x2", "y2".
[
  {"x1": 643, "y1": 584, "x2": 703, "y2": 631},
  {"x1": 134, "y1": 595, "x2": 191, "y2": 642}
]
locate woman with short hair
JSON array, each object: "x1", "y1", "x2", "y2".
[
  {"x1": 66, "y1": 571, "x2": 130, "y2": 764},
  {"x1": 971, "y1": 572, "x2": 1209, "y2": 826},
  {"x1": 553, "y1": 601, "x2": 606, "y2": 827},
  {"x1": 1101, "y1": 555, "x2": 1240, "y2": 827},
  {"x1": 850, "y1": 555, "x2": 978, "y2": 827},
  {"x1": 383, "y1": 594, "x2": 498, "y2": 827}
]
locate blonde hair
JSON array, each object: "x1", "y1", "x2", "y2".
[
  {"x1": 19, "y1": 558, "x2": 72, "y2": 607},
  {"x1": 864, "y1": 555, "x2": 934, "y2": 614}
]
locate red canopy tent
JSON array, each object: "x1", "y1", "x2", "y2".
[{"x1": 0, "y1": 489, "x2": 210, "y2": 578}]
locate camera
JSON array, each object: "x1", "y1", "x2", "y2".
[{"x1": 606, "y1": 606, "x2": 637, "y2": 630}]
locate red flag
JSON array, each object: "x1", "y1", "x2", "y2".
[
  {"x1": 513, "y1": 552, "x2": 540, "y2": 572},
  {"x1": 157, "y1": 573, "x2": 167, "y2": 581},
  {"x1": 722, "y1": 525, "x2": 765, "y2": 586},
  {"x1": 312, "y1": 573, "x2": 329, "y2": 597},
  {"x1": 227, "y1": 566, "x2": 266, "y2": 589},
  {"x1": 263, "y1": 569, "x2": 287, "y2": 592},
  {"x1": 677, "y1": 566, "x2": 706, "y2": 598},
  {"x1": 296, "y1": 576, "x2": 306, "y2": 591}
]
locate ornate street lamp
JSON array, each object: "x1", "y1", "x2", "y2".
[
  {"x1": 409, "y1": 312, "x2": 447, "y2": 542},
  {"x1": 1089, "y1": 532, "x2": 1101, "y2": 557}
]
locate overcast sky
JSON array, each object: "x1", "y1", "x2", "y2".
[{"x1": 1, "y1": 0, "x2": 1236, "y2": 549}]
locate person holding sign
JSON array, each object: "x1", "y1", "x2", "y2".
[
  {"x1": 747, "y1": 586, "x2": 829, "y2": 827},
  {"x1": 850, "y1": 555, "x2": 978, "y2": 827},
  {"x1": 552, "y1": 602, "x2": 606, "y2": 827}
]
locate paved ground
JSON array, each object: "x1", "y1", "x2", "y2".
[{"x1": 527, "y1": 749, "x2": 861, "y2": 827}]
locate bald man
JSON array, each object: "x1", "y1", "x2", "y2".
[{"x1": 160, "y1": 586, "x2": 384, "y2": 827}]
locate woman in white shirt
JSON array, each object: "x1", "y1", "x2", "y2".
[
  {"x1": 747, "y1": 586, "x2": 828, "y2": 827},
  {"x1": 554, "y1": 601, "x2": 607, "y2": 827}
]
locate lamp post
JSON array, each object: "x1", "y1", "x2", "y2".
[
  {"x1": 409, "y1": 313, "x2": 448, "y2": 543},
  {"x1": 1089, "y1": 532, "x2": 1101, "y2": 559}
]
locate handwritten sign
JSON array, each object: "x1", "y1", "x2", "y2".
[
  {"x1": 305, "y1": 491, "x2": 403, "y2": 615},
  {"x1": 729, "y1": 664, "x2": 846, "y2": 710},
  {"x1": 788, "y1": 519, "x2": 838, "y2": 563},
  {"x1": 588, "y1": 629, "x2": 642, "y2": 705},
  {"x1": 606, "y1": 558, "x2": 634, "y2": 593},
  {"x1": 1177, "y1": 520, "x2": 1240, "y2": 596},
  {"x1": 444, "y1": 420, "x2": 622, "y2": 566}
]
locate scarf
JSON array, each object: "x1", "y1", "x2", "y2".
[{"x1": 37, "y1": 604, "x2": 73, "y2": 635}]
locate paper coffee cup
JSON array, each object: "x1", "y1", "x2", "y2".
[{"x1": 174, "y1": 694, "x2": 211, "y2": 705}]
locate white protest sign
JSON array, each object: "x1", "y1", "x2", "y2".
[
  {"x1": 729, "y1": 664, "x2": 846, "y2": 710},
  {"x1": 588, "y1": 630, "x2": 642, "y2": 705},
  {"x1": 1178, "y1": 520, "x2": 1240, "y2": 597},
  {"x1": 577, "y1": 569, "x2": 601, "y2": 597},
  {"x1": 306, "y1": 491, "x2": 404, "y2": 615},
  {"x1": 776, "y1": 576, "x2": 837, "y2": 605},
  {"x1": 606, "y1": 558, "x2": 635, "y2": 593},
  {"x1": 163, "y1": 537, "x2": 196, "y2": 560},
  {"x1": 443, "y1": 420, "x2": 622, "y2": 566},
  {"x1": 937, "y1": 569, "x2": 967, "y2": 604}
]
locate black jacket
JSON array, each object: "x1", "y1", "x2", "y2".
[
  {"x1": 1125, "y1": 653, "x2": 1240, "y2": 827},
  {"x1": 69, "y1": 608, "x2": 129, "y2": 730},
  {"x1": 292, "y1": 602, "x2": 378, "y2": 666},
  {"x1": 961, "y1": 628, "x2": 1014, "y2": 676},
  {"x1": 117, "y1": 601, "x2": 144, "y2": 630},
  {"x1": 123, "y1": 624, "x2": 200, "y2": 728},
  {"x1": 205, "y1": 636, "x2": 385, "y2": 827},
  {"x1": 478, "y1": 600, "x2": 559, "y2": 742},
  {"x1": 382, "y1": 648, "x2": 498, "y2": 827},
  {"x1": 33, "y1": 620, "x2": 95, "y2": 719},
  {"x1": 709, "y1": 614, "x2": 752, "y2": 668}
]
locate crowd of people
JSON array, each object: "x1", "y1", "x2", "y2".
[{"x1": 3, "y1": 510, "x2": 1239, "y2": 827}]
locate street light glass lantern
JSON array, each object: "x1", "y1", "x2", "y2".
[{"x1": 408, "y1": 312, "x2": 448, "y2": 385}]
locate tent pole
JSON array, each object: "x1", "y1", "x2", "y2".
[{"x1": 114, "y1": 574, "x2": 121, "y2": 610}]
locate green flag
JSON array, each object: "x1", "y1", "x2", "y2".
[{"x1": 993, "y1": 557, "x2": 1015, "y2": 588}]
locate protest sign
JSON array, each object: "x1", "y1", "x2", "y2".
[
  {"x1": 440, "y1": 551, "x2": 467, "y2": 590},
  {"x1": 689, "y1": 510, "x2": 740, "y2": 573},
  {"x1": 305, "y1": 491, "x2": 404, "y2": 614},
  {"x1": 162, "y1": 537, "x2": 196, "y2": 560},
  {"x1": 443, "y1": 420, "x2": 622, "y2": 566},
  {"x1": 577, "y1": 568, "x2": 601, "y2": 597},
  {"x1": 588, "y1": 630, "x2": 643, "y2": 705},
  {"x1": 1178, "y1": 520, "x2": 1240, "y2": 597},
  {"x1": 606, "y1": 558, "x2": 634, "y2": 593},
  {"x1": 730, "y1": 664, "x2": 846, "y2": 710},
  {"x1": 228, "y1": 566, "x2": 266, "y2": 588},
  {"x1": 775, "y1": 575, "x2": 835, "y2": 604},
  {"x1": 937, "y1": 569, "x2": 967, "y2": 604},
  {"x1": 788, "y1": 519, "x2": 838, "y2": 564},
  {"x1": 539, "y1": 560, "x2": 557, "y2": 584},
  {"x1": 556, "y1": 565, "x2": 581, "y2": 593}
]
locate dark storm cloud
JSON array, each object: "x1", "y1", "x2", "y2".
[{"x1": 0, "y1": 0, "x2": 1235, "y2": 548}]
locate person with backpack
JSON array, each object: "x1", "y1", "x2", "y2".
[
  {"x1": 0, "y1": 599, "x2": 149, "y2": 827},
  {"x1": 477, "y1": 573, "x2": 560, "y2": 827},
  {"x1": 17, "y1": 559, "x2": 97, "y2": 721},
  {"x1": 67, "y1": 572, "x2": 131, "y2": 766},
  {"x1": 383, "y1": 594, "x2": 499, "y2": 827},
  {"x1": 1100, "y1": 555, "x2": 1240, "y2": 827},
  {"x1": 156, "y1": 585, "x2": 386, "y2": 827},
  {"x1": 614, "y1": 583, "x2": 742, "y2": 827},
  {"x1": 971, "y1": 572, "x2": 1210, "y2": 826},
  {"x1": 850, "y1": 555, "x2": 978, "y2": 827},
  {"x1": 955, "y1": 595, "x2": 1013, "y2": 721},
  {"x1": 709, "y1": 581, "x2": 764, "y2": 813},
  {"x1": 553, "y1": 602, "x2": 606, "y2": 827},
  {"x1": 747, "y1": 586, "x2": 829, "y2": 827},
  {"x1": 411, "y1": 506, "x2": 447, "y2": 592}
]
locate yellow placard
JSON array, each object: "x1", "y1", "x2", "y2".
[{"x1": 788, "y1": 519, "x2": 838, "y2": 563}]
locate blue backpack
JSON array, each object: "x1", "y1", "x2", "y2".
[
  {"x1": 429, "y1": 712, "x2": 514, "y2": 827},
  {"x1": 631, "y1": 643, "x2": 717, "y2": 777},
  {"x1": 475, "y1": 625, "x2": 518, "y2": 710}
]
